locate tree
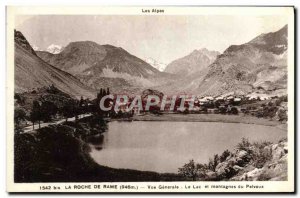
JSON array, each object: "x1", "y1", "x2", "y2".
[
  {"x1": 277, "y1": 108, "x2": 287, "y2": 121},
  {"x1": 214, "y1": 100, "x2": 221, "y2": 108},
  {"x1": 95, "y1": 87, "x2": 112, "y2": 117},
  {"x1": 220, "y1": 149, "x2": 231, "y2": 162},
  {"x1": 219, "y1": 106, "x2": 227, "y2": 114},
  {"x1": 78, "y1": 97, "x2": 84, "y2": 118},
  {"x1": 102, "y1": 89, "x2": 107, "y2": 96},
  {"x1": 29, "y1": 100, "x2": 41, "y2": 129},
  {"x1": 178, "y1": 160, "x2": 206, "y2": 181},
  {"x1": 61, "y1": 100, "x2": 77, "y2": 122},
  {"x1": 79, "y1": 96, "x2": 84, "y2": 107},
  {"x1": 99, "y1": 88, "x2": 103, "y2": 97},
  {"x1": 230, "y1": 107, "x2": 238, "y2": 115},
  {"x1": 40, "y1": 101, "x2": 58, "y2": 122},
  {"x1": 14, "y1": 93, "x2": 25, "y2": 105},
  {"x1": 208, "y1": 154, "x2": 219, "y2": 171},
  {"x1": 74, "y1": 100, "x2": 81, "y2": 121},
  {"x1": 14, "y1": 107, "x2": 26, "y2": 133}
]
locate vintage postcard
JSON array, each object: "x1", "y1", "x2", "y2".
[{"x1": 6, "y1": 6, "x2": 295, "y2": 193}]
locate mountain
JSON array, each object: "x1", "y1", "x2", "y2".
[
  {"x1": 144, "y1": 57, "x2": 167, "y2": 72},
  {"x1": 196, "y1": 25, "x2": 288, "y2": 96},
  {"x1": 46, "y1": 44, "x2": 64, "y2": 54},
  {"x1": 14, "y1": 30, "x2": 95, "y2": 99},
  {"x1": 36, "y1": 41, "x2": 163, "y2": 93},
  {"x1": 154, "y1": 25, "x2": 288, "y2": 96},
  {"x1": 30, "y1": 25, "x2": 287, "y2": 97},
  {"x1": 164, "y1": 48, "x2": 220, "y2": 75}
]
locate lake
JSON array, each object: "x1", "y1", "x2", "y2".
[{"x1": 89, "y1": 121, "x2": 286, "y2": 173}]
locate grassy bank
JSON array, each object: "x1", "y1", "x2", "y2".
[{"x1": 133, "y1": 113, "x2": 287, "y2": 129}]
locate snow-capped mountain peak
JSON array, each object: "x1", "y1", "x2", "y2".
[
  {"x1": 144, "y1": 57, "x2": 167, "y2": 72},
  {"x1": 46, "y1": 44, "x2": 63, "y2": 54}
]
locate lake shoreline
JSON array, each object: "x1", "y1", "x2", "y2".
[
  {"x1": 130, "y1": 113, "x2": 287, "y2": 130},
  {"x1": 15, "y1": 120, "x2": 184, "y2": 182},
  {"x1": 15, "y1": 115, "x2": 288, "y2": 182}
]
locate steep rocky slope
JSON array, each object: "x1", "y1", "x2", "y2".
[
  {"x1": 14, "y1": 30, "x2": 95, "y2": 99},
  {"x1": 153, "y1": 25, "x2": 288, "y2": 96},
  {"x1": 196, "y1": 25, "x2": 288, "y2": 96}
]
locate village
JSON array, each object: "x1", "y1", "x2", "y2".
[
  {"x1": 99, "y1": 89, "x2": 288, "y2": 122},
  {"x1": 14, "y1": 85, "x2": 288, "y2": 134}
]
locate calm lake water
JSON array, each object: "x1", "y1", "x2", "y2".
[{"x1": 89, "y1": 121, "x2": 286, "y2": 173}]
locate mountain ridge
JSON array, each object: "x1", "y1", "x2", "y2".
[
  {"x1": 154, "y1": 25, "x2": 288, "y2": 96},
  {"x1": 14, "y1": 30, "x2": 95, "y2": 99},
  {"x1": 37, "y1": 41, "x2": 161, "y2": 77},
  {"x1": 198, "y1": 25, "x2": 288, "y2": 96},
  {"x1": 36, "y1": 40, "x2": 164, "y2": 93},
  {"x1": 164, "y1": 48, "x2": 220, "y2": 75},
  {"x1": 26, "y1": 25, "x2": 288, "y2": 97}
]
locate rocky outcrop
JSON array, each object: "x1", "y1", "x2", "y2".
[
  {"x1": 235, "y1": 141, "x2": 288, "y2": 181},
  {"x1": 204, "y1": 139, "x2": 288, "y2": 181}
]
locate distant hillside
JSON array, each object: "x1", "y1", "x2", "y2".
[
  {"x1": 197, "y1": 25, "x2": 288, "y2": 96},
  {"x1": 165, "y1": 48, "x2": 220, "y2": 75},
  {"x1": 36, "y1": 41, "x2": 163, "y2": 93},
  {"x1": 14, "y1": 30, "x2": 95, "y2": 99},
  {"x1": 156, "y1": 25, "x2": 288, "y2": 96}
]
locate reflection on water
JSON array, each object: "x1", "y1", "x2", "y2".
[{"x1": 89, "y1": 121, "x2": 286, "y2": 173}]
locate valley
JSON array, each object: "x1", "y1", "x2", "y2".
[
  {"x1": 13, "y1": 23, "x2": 289, "y2": 182},
  {"x1": 14, "y1": 24, "x2": 288, "y2": 99}
]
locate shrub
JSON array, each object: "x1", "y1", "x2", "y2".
[
  {"x1": 237, "y1": 138, "x2": 252, "y2": 151},
  {"x1": 230, "y1": 107, "x2": 238, "y2": 115},
  {"x1": 14, "y1": 107, "x2": 27, "y2": 134},
  {"x1": 263, "y1": 106, "x2": 278, "y2": 118},
  {"x1": 277, "y1": 108, "x2": 288, "y2": 121},
  {"x1": 219, "y1": 106, "x2": 227, "y2": 114},
  {"x1": 40, "y1": 101, "x2": 58, "y2": 122},
  {"x1": 14, "y1": 93, "x2": 26, "y2": 105},
  {"x1": 178, "y1": 160, "x2": 207, "y2": 181},
  {"x1": 220, "y1": 149, "x2": 231, "y2": 162},
  {"x1": 178, "y1": 160, "x2": 202, "y2": 181},
  {"x1": 207, "y1": 154, "x2": 219, "y2": 171},
  {"x1": 252, "y1": 149, "x2": 272, "y2": 169}
]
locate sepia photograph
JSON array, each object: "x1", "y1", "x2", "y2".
[{"x1": 6, "y1": 6, "x2": 295, "y2": 193}]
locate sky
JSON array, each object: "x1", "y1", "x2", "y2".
[{"x1": 16, "y1": 15, "x2": 288, "y2": 64}]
